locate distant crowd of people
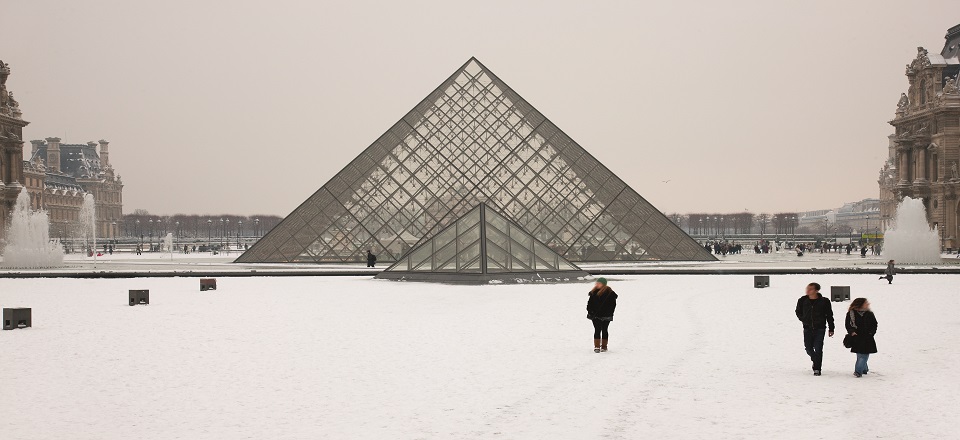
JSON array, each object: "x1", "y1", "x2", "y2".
[{"x1": 703, "y1": 240, "x2": 883, "y2": 258}]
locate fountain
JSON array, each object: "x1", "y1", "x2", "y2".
[
  {"x1": 883, "y1": 196, "x2": 942, "y2": 264},
  {"x1": 1, "y1": 189, "x2": 64, "y2": 268},
  {"x1": 79, "y1": 194, "x2": 97, "y2": 263},
  {"x1": 163, "y1": 232, "x2": 173, "y2": 260}
]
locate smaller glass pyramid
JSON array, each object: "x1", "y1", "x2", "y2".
[{"x1": 377, "y1": 203, "x2": 588, "y2": 284}]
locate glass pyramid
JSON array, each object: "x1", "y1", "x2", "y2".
[
  {"x1": 376, "y1": 203, "x2": 587, "y2": 283},
  {"x1": 236, "y1": 58, "x2": 715, "y2": 264}
]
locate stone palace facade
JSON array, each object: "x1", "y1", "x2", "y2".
[
  {"x1": 0, "y1": 58, "x2": 123, "y2": 243},
  {"x1": 0, "y1": 60, "x2": 27, "y2": 243},
  {"x1": 24, "y1": 138, "x2": 124, "y2": 240},
  {"x1": 879, "y1": 24, "x2": 960, "y2": 250}
]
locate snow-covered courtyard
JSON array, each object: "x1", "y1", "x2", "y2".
[{"x1": 1, "y1": 274, "x2": 957, "y2": 439}]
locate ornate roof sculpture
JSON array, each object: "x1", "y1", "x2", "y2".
[
  {"x1": 238, "y1": 58, "x2": 715, "y2": 264},
  {"x1": 376, "y1": 203, "x2": 588, "y2": 283},
  {"x1": 0, "y1": 60, "x2": 23, "y2": 120}
]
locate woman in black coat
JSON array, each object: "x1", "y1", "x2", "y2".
[
  {"x1": 844, "y1": 297, "x2": 878, "y2": 377},
  {"x1": 586, "y1": 277, "x2": 618, "y2": 353}
]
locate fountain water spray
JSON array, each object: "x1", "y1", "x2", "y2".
[
  {"x1": 79, "y1": 194, "x2": 97, "y2": 267},
  {"x1": 1, "y1": 189, "x2": 64, "y2": 268},
  {"x1": 883, "y1": 196, "x2": 942, "y2": 264},
  {"x1": 164, "y1": 232, "x2": 173, "y2": 260}
]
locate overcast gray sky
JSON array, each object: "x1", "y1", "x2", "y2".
[{"x1": 3, "y1": 0, "x2": 956, "y2": 216}]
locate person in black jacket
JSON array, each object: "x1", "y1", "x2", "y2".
[
  {"x1": 586, "y1": 277, "x2": 618, "y2": 353},
  {"x1": 879, "y1": 260, "x2": 895, "y2": 284},
  {"x1": 795, "y1": 282, "x2": 835, "y2": 375},
  {"x1": 844, "y1": 298, "x2": 878, "y2": 377},
  {"x1": 366, "y1": 250, "x2": 377, "y2": 268}
]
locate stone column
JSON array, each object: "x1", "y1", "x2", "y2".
[
  {"x1": 13, "y1": 141, "x2": 23, "y2": 183},
  {"x1": 897, "y1": 144, "x2": 911, "y2": 184},
  {"x1": 915, "y1": 145, "x2": 927, "y2": 182},
  {"x1": 45, "y1": 137, "x2": 61, "y2": 173}
]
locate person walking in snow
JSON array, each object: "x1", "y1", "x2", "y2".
[
  {"x1": 879, "y1": 260, "x2": 895, "y2": 284},
  {"x1": 844, "y1": 298, "x2": 878, "y2": 377},
  {"x1": 586, "y1": 277, "x2": 618, "y2": 353},
  {"x1": 795, "y1": 282, "x2": 835, "y2": 376}
]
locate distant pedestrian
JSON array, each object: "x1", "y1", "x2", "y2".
[
  {"x1": 844, "y1": 298, "x2": 878, "y2": 377},
  {"x1": 879, "y1": 260, "x2": 895, "y2": 284},
  {"x1": 366, "y1": 250, "x2": 377, "y2": 268},
  {"x1": 586, "y1": 277, "x2": 617, "y2": 353},
  {"x1": 795, "y1": 282, "x2": 835, "y2": 376}
]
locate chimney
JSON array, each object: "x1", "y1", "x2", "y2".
[
  {"x1": 45, "y1": 137, "x2": 61, "y2": 173},
  {"x1": 30, "y1": 139, "x2": 44, "y2": 158},
  {"x1": 98, "y1": 139, "x2": 110, "y2": 167}
]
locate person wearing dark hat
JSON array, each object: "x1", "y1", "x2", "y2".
[{"x1": 586, "y1": 277, "x2": 618, "y2": 353}]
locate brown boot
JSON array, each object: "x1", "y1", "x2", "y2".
[
  {"x1": 600, "y1": 339, "x2": 608, "y2": 352},
  {"x1": 593, "y1": 339, "x2": 601, "y2": 353}
]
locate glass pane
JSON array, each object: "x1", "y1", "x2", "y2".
[
  {"x1": 533, "y1": 242, "x2": 559, "y2": 271},
  {"x1": 508, "y1": 225, "x2": 535, "y2": 270},
  {"x1": 457, "y1": 240, "x2": 482, "y2": 273},
  {"x1": 433, "y1": 241, "x2": 458, "y2": 272},
  {"x1": 485, "y1": 226, "x2": 510, "y2": 272},
  {"x1": 409, "y1": 243, "x2": 432, "y2": 271}
]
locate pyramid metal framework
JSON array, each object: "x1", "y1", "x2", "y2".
[
  {"x1": 237, "y1": 58, "x2": 715, "y2": 264},
  {"x1": 376, "y1": 203, "x2": 588, "y2": 283}
]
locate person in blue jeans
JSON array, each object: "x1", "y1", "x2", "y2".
[
  {"x1": 795, "y1": 283, "x2": 835, "y2": 376},
  {"x1": 845, "y1": 298, "x2": 878, "y2": 377}
]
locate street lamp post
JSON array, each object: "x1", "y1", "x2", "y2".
[
  {"x1": 207, "y1": 219, "x2": 212, "y2": 249},
  {"x1": 148, "y1": 219, "x2": 154, "y2": 251},
  {"x1": 237, "y1": 220, "x2": 243, "y2": 249},
  {"x1": 254, "y1": 218, "x2": 260, "y2": 238}
]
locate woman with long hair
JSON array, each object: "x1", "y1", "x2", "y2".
[
  {"x1": 586, "y1": 278, "x2": 618, "y2": 353},
  {"x1": 844, "y1": 297, "x2": 878, "y2": 377}
]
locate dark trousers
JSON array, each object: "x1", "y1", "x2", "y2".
[
  {"x1": 592, "y1": 319, "x2": 610, "y2": 339},
  {"x1": 803, "y1": 328, "x2": 826, "y2": 370}
]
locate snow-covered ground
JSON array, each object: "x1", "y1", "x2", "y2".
[{"x1": 1, "y1": 275, "x2": 957, "y2": 439}]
